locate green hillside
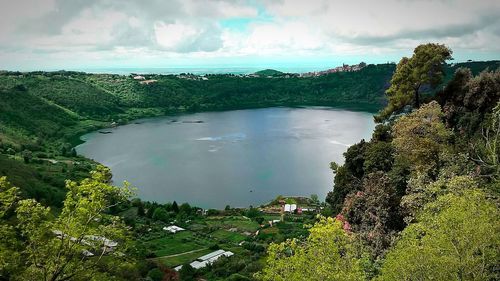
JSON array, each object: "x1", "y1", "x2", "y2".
[
  {"x1": 0, "y1": 61, "x2": 498, "y2": 206},
  {"x1": 254, "y1": 69, "x2": 284, "y2": 76}
]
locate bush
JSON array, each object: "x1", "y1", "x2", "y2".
[{"x1": 147, "y1": 268, "x2": 163, "y2": 281}]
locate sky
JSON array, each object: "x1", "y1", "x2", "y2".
[{"x1": 0, "y1": 0, "x2": 499, "y2": 72}]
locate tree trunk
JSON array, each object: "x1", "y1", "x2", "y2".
[{"x1": 414, "y1": 85, "x2": 420, "y2": 108}]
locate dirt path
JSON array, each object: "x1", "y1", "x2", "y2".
[{"x1": 153, "y1": 248, "x2": 208, "y2": 259}]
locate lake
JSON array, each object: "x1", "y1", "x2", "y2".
[{"x1": 76, "y1": 107, "x2": 375, "y2": 208}]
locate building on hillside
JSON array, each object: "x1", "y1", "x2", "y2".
[
  {"x1": 133, "y1": 75, "x2": 145, "y2": 80},
  {"x1": 140, "y1": 79, "x2": 157, "y2": 85},
  {"x1": 284, "y1": 204, "x2": 297, "y2": 212},
  {"x1": 163, "y1": 225, "x2": 185, "y2": 233},
  {"x1": 174, "y1": 250, "x2": 234, "y2": 271}
]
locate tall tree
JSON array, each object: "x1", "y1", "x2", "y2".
[
  {"x1": 377, "y1": 188, "x2": 499, "y2": 281},
  {"x1": 0, "y1": 177, "x2": 22, "y2": 279},
  {"x1": 392, "y1": 101, "x2": 452, "y2": 174},
  {"x1": 256, "y1": 217, "x2": 365, "y2": 281},
  {"x1": 341, "y1": 172, "x2": 403, "y2": 257},
  {"x1": 377, "y1": 43, "x2": 452, "y2": 121},
  {"x1": 0, "y1": 166, "x2": 134, "y2": 281}
]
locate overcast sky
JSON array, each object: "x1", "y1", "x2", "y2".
[{"x1": 1, "y1": 0, "x2": 499, "y2": 71}]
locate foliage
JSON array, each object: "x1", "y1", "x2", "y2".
[
  {"x1": 256, "y1": 216, "x2": 365, "y2": 281},
  {"x1": 147, "y1": 268, "x2": 164, "y2": 281},
  {"x1": 469, "y1": 102, "x2": 500, "y2": 182},
  {"x1": 254, "y1": 69, "x2": 284, "y2": 76},
  {"x1": 152, "y1": 207, "x2": 170, "y2": 223},
  {"x1": 437, "y1": 68, "x2": 500, "y2": 138},
  {"x1": 0, "y1": 167, "x2": 134, "y2": 281},
  {"x1": 363, "y1": 141, "x2": 394, "y2": 174},
  {"x1": 377, "y1": 189, "x2": 499, "y2": 281},
  {"x1": 179, "y1": 263, "x2": 196, "y2": 281},
  {"x1": 377, "y1": 43, "x2": 453, "y2": 120},
  {"x1": 0, "y1": 177, "x2": 22, "y2": 278},
  {"x1": 401, "y1": 174, "x2": 477, "y2": 223},
  {"x1": 341, "y1": 172, "x2": 403, "y2": 257},
  {"x1": 326, "y1": 140, "x2": 367, "y2": 214},
  {"x1": 392, "y1": 101, "x2": 452, "y2": 174}
]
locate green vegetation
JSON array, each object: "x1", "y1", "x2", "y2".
[
  {"x1": 253, "y1": 69, "x2": 284, "y2": 77},
  {"x1": 377, "y1": 43, "x2": 452, "y2": 120},
  {"x1": 257, "y1": 217, "x2": 365, "y2": 281},
  {"x1": 261, "y1": 45, "x2": 500, "y2": 280},
  {"x1": 0, "y1": 166, "x2": 136, "y2": 280},
  {"x1": 0, "y1": 44, "x2": 499, "y2": 280}
]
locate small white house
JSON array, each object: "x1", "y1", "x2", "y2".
[
  {"x1": 133, "y1": 75, "x2": 145, "y2": 80},
  {"x1": 163, "y1": 225, "x2": 185, "y2": 233},
  {"x1": 175, "y1": 250, "x2": 234, "y2": 270},
  {"x1": 284, "y1": 204, "x2": 297, "y2": 212}
]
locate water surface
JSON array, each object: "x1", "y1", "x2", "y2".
[{"x1": 77, "y1": 107, "x2": 375, "y2": 208}]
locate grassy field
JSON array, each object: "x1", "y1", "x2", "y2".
[
  {"x1": 210, "y1": 229, "x2": 248, "y2": 243},
  {"x1": 155, "y1": 248, "x2": 213, "y2": 267},
  {"x1": 204, "y1": 216, "x2": 260, "y2": 232},
  {"x1": 143, "y1": 231, "x2": 211, "y2": 257}
]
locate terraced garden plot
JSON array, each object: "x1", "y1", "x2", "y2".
[
  {"x1": 210, "y1": 229, "x2": 247, "y2": 243},
  {"x1": 144, "y1": 231, "x2": 211, "y2": 257},
  {"x1": 204, "y1": 216, "x2": 260, "y2": 232},
  {"x1": 155, "y1": 248, "x2": 213, "y2": 267}
]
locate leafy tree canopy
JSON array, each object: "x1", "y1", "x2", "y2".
[
  {"x1": 377, "y1": 188, "x2": 499, "y2": 281},
  {"x1": 256, "y1": 216, "x2": 365, "y2": 281},
  {"x1": 377, "y1": 43, "x2": 452, "y2": 121}
]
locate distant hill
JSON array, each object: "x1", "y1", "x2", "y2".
[{"x1": 254, "y1": 69, "x2": 284, "y2": 76}]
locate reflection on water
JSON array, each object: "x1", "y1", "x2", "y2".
[{"x1": 77, "y1": 107, "x2": 375, "y2": 208}]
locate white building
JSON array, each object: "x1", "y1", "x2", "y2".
[
  {"x1": 284, "y1": 204, "x2": 297, "y2": 212},
  {"x1": 174, "y1": 250, "x2": 234, "y2": 271},
  {"x1": 163, "y1": 225, "x2": 185, "y2": 233}
]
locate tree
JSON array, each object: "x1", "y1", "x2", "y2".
[
  {"x1": 363, "y1": 141, "x2": 394, "y2": 174},
  {"x1": 152, "y1": 207, "x2": 169, "y2": 223},
  {"x1": 137, "y1": 203, "x2": 145, "y2": 217},
  {"x1": 470, "y1": 101, "x2": 500, "y2": 181},
  {"x1": 246, "y1": 207, "x2": 261, "y2": 219},
  {"x1": 255, "y1": 217, "x2": 265, "y2": 225},
  {"x1": 310, "y1": 194, "x2": 319, "y2": 205},
  {"x1": 256, "y1": 217, "x2": 365, "y2": 281},
  {"x1": 172, "y1": 201, "x2": 179, "y2": 213},
  {"x1": 179, "y1": 263, "x2": 196, "y2": 281},
  {"x1": 147, "y1": 268, "x2": 164, "y2": 281},
  {"x1": 401, "y1": 174, "x2": 478, "y2": 223},
  {"x1": 0, "y1": 177, "x2": 22, "y2": 278},
  {"x1": 326, "y1": 164, "x2": 359, "y2": 215},
  {"x1": 1, "y1": 166, "x2": 134, "y2": 281},
  {"x1": 392, "y1": 101, "x2": 452, "y2": 174},
  {"x1": 179, "y1": 202, "x2": 192, "y2": 216},
  {"x1": 377, "y1": 188, "x2": 499, "y2": 281},
  {"x1": 341, "y1": 172, "x2": 403, "y2": 257},
  {"x1": 326, "y1": 141, "x2": 368, "y2": 214},
  {"x1": 377, "y1": 43, "x2": 452, "y2": 120},
  {"x1": 22, "y1": 149, "x2": 33, "y2": 163}
]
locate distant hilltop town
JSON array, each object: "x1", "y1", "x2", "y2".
[
  {"x1": 298, "y1": 62, "x2": 367, "y2": 77},
  {"x1": 129, "y1": 62, "x2": 369, "y2": 83}
]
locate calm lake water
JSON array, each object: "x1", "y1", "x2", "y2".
[{"x1": 76, "y1": 107, "x2": 375, "y2": 208}]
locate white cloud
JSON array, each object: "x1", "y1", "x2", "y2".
[
  {"x1": 0, "y1": 0, "x2": 499, "y2": 69},
  {"x1": 155, "y1": 22, "x2": 199, "y2": 50}
]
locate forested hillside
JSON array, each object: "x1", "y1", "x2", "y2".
[
  {"x1": 1, "y1": 61, "x2": 496, "y2": 208},
  {"x1": 260, "y1": 44, "x2": 500, "y2": 280},
  {"x1": 0, "y1": 51, "x2": 499, "y2": 280}
]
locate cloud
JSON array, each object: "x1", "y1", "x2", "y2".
[
  {"x1": 0, "y1": 0, "x2": 499, "y2": 70},
  {"x1": 262, "y1": 0, "x2": 500, "y2": 50},
  {"x1": 154, "y1": 21, "x2": 223, "y2": 52}
]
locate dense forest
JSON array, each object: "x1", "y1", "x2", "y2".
[{"x1": 0, "y1": 44, "x2": 499, "y2": 280}]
